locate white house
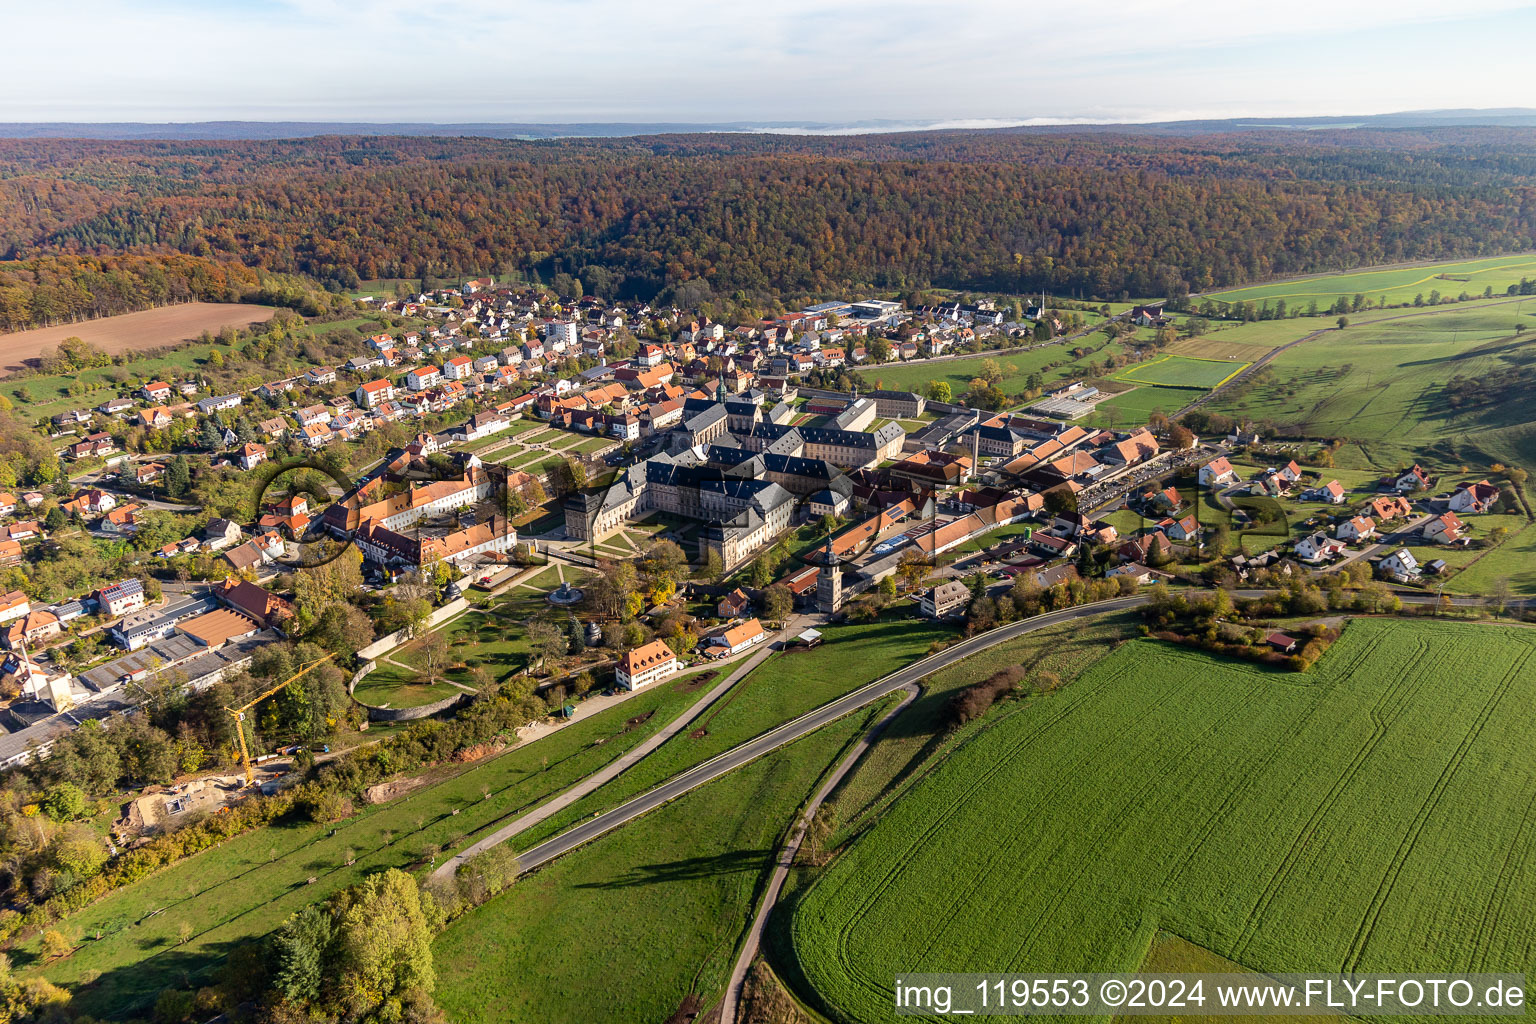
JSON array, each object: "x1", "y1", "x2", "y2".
[
  {"x1": 442, "y1": 355, "x2": 474, "y2": 381},
  {"x1": 1379, "y1": 547, "x2": 1421, "y2": 582},
  {"x1": 616, "y1": 638, "x2": 678, "y2": 690},
  {"x1": 716, "y1": 617, "x2": 768, "y2": 655},
  {"x1": 1335, "y1": 515, "x2": 1375, "y2": 542},
  {"x1": 356, "y1": 379, "x2": 395, "y2": 409},
  {"x1": 407, "y1": 366, "x2": 442, "y2": 392},
  {"x1": 1448, "y1": 480, "x2": 1500, "y2": 514},
  {"x1": 1198, "y1": 456, "x2": 1240, "y2": 487},
  {"x1": 1295, "y1": 531, "x2": 1344, "y2": 563},
  {"x1": 238, "y1": 443, "x2": 267, "y2": 472}
]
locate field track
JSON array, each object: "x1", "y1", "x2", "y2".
[{"x1": 0, "y1": 302, "x2": 277, "y2": 376}]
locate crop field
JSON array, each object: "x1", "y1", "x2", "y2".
[
  {"x1": 1113, "y1": 354, "x2": 1248, "y2": 389},
  {"x1": 0, "y1": 302, "x2": 278, "y2": 376},
  {"x1": 435, "y1": 702, "x2": 883, "y2": 1024},
  {"x1": 824, "y1": 612, "x2": 1138, "y2": 846},
  {"x1": 1198, "y1": 255, "x2": 1536, "y2": 308},
  {"x1": 510, "y1": 610, "x2": 959, "y2": 849},
  {"x1": 25, "y1": 670, "x2": 724, "y2": 1018},
  {"x1": 788, "y1": 618, "x2": 1536, "y2": 1024},
  {"x1": 1164, "y1": 336, "x2": 1279, "y2": 361},
  {"x1": 1203, "y1": 307, "x2": 1536, "y2": 476}
]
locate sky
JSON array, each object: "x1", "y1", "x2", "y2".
[{"x1": 5, "y1": 0, "x2": 1535, "y2": 125}]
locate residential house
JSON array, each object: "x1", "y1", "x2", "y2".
[
  {"x1": 1422, "y1": 512, "x2": 1465, "y2": 545},
  {"x1": 1295, "y1": 531, "x2": 1345, "y2": 563},
  {"x1": 238, "y1": 443, "x2": 267, "y2": 471},
  {"x1": 1394, "y1": 464, "x2": 1430, "y2": 493},
  {"x1": 197, "y1": 394, "x2": 242, "y2": 414},
  {"x1": 139, "y1": 406, "x2": 173, "y2": 429},
  {"x1": 1336, "y1": 515, "x2": 1376, "y2": 542},
  {"x1": 616, "y1": 639, "x2": 678, "y2": 690},
  {"x1": 717, "y1": 588, "x2": 753, "y2": 618},
  {"x1": 1197, "y1": 456, "x2": 1240, "y2": 487},
  {"x1": 102, "y1": 504, "x2": 142, "y2": 534},
  {"x1": 1305, "y1": 479, "x2": 1347, "y2": 505},
  {"x1": 304, "y1": 366, "x2": 337, "y2": 386},
  {"x1": 96, "y1": 578, "x2": 147, "y2": 617},
  {"x1": 716, "y1": 617, "x2": 768, "y2": 655},
  {"x1": 1379, "y1": 547, "x2": 1421, "y2": 582},
  {"x1": 67, "y1": 433, "x2": 117, "y2": 460},
  {"x1": 1448, "y1": 479, "x2": 1501, "y2": 514},
  {"x1": 920, "y1": 580, "x2": 971, "y2": 618},
  {"x1": 356, "y1": 379, "x2": 395, "y2": 409},
  {"x1": 407, "y1": 366, "x2": 442, "y2": 391},
  {"x1": 139, "y1": 381, "x2": 173, "y2": 402}
]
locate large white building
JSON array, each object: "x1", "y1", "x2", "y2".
[{"x1": 616, "y1": 639, "x2": 678, "y2": 690}]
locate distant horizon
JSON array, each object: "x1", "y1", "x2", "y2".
[{"x1": 4, "y1": 107, "x2": 1536, "y2": 140}]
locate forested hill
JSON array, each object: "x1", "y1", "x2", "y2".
[{"x1": 2, "y1": 128, "x2": 1535, "y2": 318}]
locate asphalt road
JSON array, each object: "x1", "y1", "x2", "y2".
[
  {"x1": 509, "y1": 595, "x2": 1151, "y2": 873},
  {"x1": 503, "y1": 587, "x2": 1512, "y2": 877}
]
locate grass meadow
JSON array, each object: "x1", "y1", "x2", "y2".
[
  {"x1": 29, "y1": 671, "x2": 723, "y2": 1018},
  {"x1": 1203, "y1": 307, "x2": 1536, "y2": 475},
  {"x1": 788, "y1": 618, "x2": 1536, "y2": 1024},
  {"x1": 510, "y1": 609, "x2": 959, "y2": 849},
  {"x1": 433, "y1": 703, "x2": 885, "y2": 1024},
  {"x1": 1197, "y1": 254, "x2": 1536, "y2": 307}
]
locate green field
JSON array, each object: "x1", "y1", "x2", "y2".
[
  {"x1": 1113, "y1": 354, "x2": 1248, "y2": 389},
  {"x1": 434, "y1": 701, "x2": 883, "y2": 1024},
  {"x1": 1086, "y1": 385, "x2": 1193, "y2": 429},
  {"x1": 507, "y1": 610, "x2": 958, "y2": 850},
  {"x1": 788, "y1": 618, "x2": 1536, "y2": 1024},
  {"x1": 1203, "y1": 307, "x2": 1536, "y2": 476},
  {"x1": 1199, "y1": 255, "x2": 1536, "y2": 307},
  {"x1": 861, "y1": 335, "x2": 1136, "y2": 397},
  {"x1": 25, "y1": 671, "x2": 725, "y2": 1017}
]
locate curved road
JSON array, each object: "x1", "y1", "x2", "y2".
[
  {"x1": 498, "y1": 588, "x2": 1502, "y2": 880},
  {"x1": 506, "y1": 596, "x2": 1151, "y2": 874},
  {"x1": 433, "y1": 613, "x2": 812, "y2": 879}
]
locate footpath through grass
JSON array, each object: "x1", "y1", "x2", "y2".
[
  {"x1": 789, "y1": 618, "x2": 1536, "y2": 1024},
  {"x1": 506, "y1": 610, "x2": 958, "y2": 850},
  {"x1": 30, "y1": 671, "x2": 721, "y2": 1018},
  {"x1": 433, "y1": 700, "x2": 888, "y2": 1024}
]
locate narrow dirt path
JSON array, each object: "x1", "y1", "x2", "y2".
[{"x1": 718, "y1": 681, "x2": 920, "y2": 1024}]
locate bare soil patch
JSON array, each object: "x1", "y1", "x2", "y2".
[
  {"x1": 673, "y1": 670, "x2": 718, "y2": 693},
  {"x1": 0, "y1": 302, "x2": 278, "y2": 376}
]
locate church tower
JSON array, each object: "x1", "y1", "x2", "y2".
[{"x1": 816, "y1": 536, "x2": 843, "y2": 615}]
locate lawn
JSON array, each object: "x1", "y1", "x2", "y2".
[
  {"x1": 351, "y1": 672, "x2": 466, "y2": 708},
  {"x1": 507, "y1": 609, "x2": 960, "y2": 850},
  {"x1": 1085, "y1": 384, "x2": 1192, "y2": 429},
  {"x1": 433, "y1": 703, "x2": 884, "y2": 1024},
  {"x1": 568, "y1": 435, "x2": 615, "y2": 455},
  {"x1": 787, "y1": 618, "x2": 1536, "y2": 1024},
  {"x1": 26, "y1": 671, "x2": 727, "y2": 1018},
  {"x1": 1113, "y1": 354, "x2": 1248, "y2": 389},
  {"x1": 1198, "y1": 254, "x2": 1536, "y2": 307}
]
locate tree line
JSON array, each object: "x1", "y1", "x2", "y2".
[{"x1": 1, "y1": 131, "x2": 1534, "y2": 314}]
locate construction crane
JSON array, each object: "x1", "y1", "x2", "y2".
[{"x1": 227, "y1": 652, "x2": 335, "y2": 786}]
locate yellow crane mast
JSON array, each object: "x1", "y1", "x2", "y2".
[{"x1": 226, "y1": 652, "x2": 336, "y2": 785}]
